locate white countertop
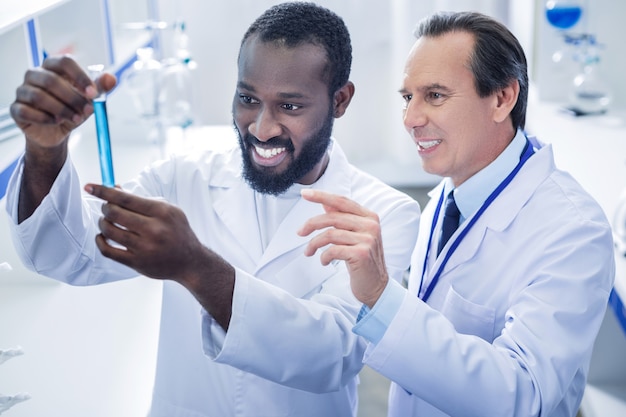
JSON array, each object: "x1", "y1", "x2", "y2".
[{"x1": 0, "y1": 120, "x2": 238, "y2": 417}]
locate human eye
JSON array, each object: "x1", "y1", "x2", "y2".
[
  {"x1": 400, "y1": 94, "x2": 412, "y2": 110},
  {"x1": 426, "y1": 91, "x2": 447, "y2": 105},
  {"x1": 281, "y1": 103, "x2": 301, "y2": 111},
  {"x1": 238, "y1": 94, "x2": 259, "y2": 105}
]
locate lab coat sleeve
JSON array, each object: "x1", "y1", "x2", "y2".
[
  {"x1": 202, "y1": 190, "x2": 421, "y2": 393},
  {"x1": 363, "y1": 213, "x2": 614, "y2": 416},
  {"x1": 204, "y1": 265, "x2": 365, "y2": 393},
  {"x1": 5, "y1": 154, "x2": 138, "y2": 284}
]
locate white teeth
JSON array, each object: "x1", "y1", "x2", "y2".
[
  {"x1": 254, "y1": 145, "x2": 286, "y2": 158},
  {"x1": 418, "y1": 140, "x2": 442, "y2": 149}
]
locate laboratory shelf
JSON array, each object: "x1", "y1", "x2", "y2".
[{"x1": 0, "y1": 0, "x2": 69, "y2": 35}]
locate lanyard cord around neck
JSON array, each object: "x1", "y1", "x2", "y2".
[{"x1": 418, "y1": 139, "x2": 535, "y2": 303}]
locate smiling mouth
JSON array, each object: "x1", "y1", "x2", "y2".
[
  {"x1": 251, "y1": 144, "x2": 289, "y2": 167},
  {"x1": 254, "y1": 144, "x2": 287, "y2": 158},
  {"x1": 417, "y1": 139, "x2": 442, "y2": 150}
]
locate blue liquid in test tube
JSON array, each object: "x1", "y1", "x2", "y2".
[
  {"x1": 93, "y1": 99, "x2": 115, "y2": 187},
  {"x1": 88, "y1": 64, "x2": 115, "y2": 187}
]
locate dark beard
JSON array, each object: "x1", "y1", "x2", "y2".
[{"x1": 235, "y1": 110, "x2": 334, "y2": 196}]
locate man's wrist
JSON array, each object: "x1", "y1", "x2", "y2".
[{"x1": 353, "y1": 279, "x2": 406, "y2": 344}]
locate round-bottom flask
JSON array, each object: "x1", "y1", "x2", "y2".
[{"x1": 569, "y1": 60, "x2": 611, "y2": 115}]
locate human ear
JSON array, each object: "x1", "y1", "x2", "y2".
[
  {"x1": 493, "y1": 79, "x2": 519, "y2": 124},
  {"x1": 332, "y1": 81, "x2": 355, "y2": 118}
]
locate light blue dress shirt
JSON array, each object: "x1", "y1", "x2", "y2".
[{"x1": 354, "y1": 130, "x2": 528, "y2": 343}]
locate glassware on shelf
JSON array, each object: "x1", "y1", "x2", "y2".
[
  {"x1": 567, "y1": 35, "x2": 611, "y2": 115},
  {"x1": 545, "y1": 0, "x2": 583, "y2": 30},
  {"x1": 119, "y1": 20, "x2": 197, "y2": 155},
  {"x1": 0, "y1": 345, "x2": 30, "y2": 415},
  {"x1": 123, "y1": 47, "x2": 162, "y2": 119},
  {"x1": 158, "y1": 21, "x2": 195, "y2": 130},
  {"x1": 545, "y1": 0, "x2": 584, "y2": 64},
  {"x1": 0, "y1": 393, "x2": 31, "y2": 415},
  {"x1": 544, "y1": 1, "x2": 611, "y2": 115},
  {"x1": 159, "y1": 58, "x2": 193, "y2": 129},
  {"x1": 120, "y1": 19, "x2": 197, "y2": 126}
]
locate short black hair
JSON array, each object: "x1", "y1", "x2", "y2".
[
  {"x1": 415, "y1": 11, "x2": 528, "y2": 130},
  {"x1": 240, "y1": 2, "x2": 352, "y2": 96}
]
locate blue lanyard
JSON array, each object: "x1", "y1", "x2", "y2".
[{"x1": 418, "y1": 139, "x2": 535, "y2": 303}]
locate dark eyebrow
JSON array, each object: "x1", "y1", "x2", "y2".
[
  {"x1": 277, "y1": 92, "x2": 306, "y2": 100},
  {"x1": 237, "y1": 81, "x2": 307, "y2": 100},
  {"x1": 237, "y1": 81, "x2": 255, "y2": 92},
  {"x1": 427, "y1": 83, "x2": 452, "y2": 93},
  {"x1": 398, "y1": 83, "x2": 453, "y2": 95}
]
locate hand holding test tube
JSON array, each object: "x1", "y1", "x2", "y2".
[{"x1": 88, "y1": 65, "x2": 116, "y2": 187}]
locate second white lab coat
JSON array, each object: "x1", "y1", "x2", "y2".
[
  {"x1": 362, "y1": 144, "x2": 615, "y2": 417},
  {"x1": 6, "y1": 138, "x2": 420, "y2": 417}
]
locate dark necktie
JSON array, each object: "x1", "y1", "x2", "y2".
[{"x1": 438, "y1": 191, "x2": 460, "y2": 255}]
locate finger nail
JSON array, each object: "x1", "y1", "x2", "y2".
[{"x1": 85, "y1": 85, "x2": 97, "y2": 99}]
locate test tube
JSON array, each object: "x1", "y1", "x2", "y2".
[{"x1": 87, "y1": 64, "x2": 116, "y2": 187}]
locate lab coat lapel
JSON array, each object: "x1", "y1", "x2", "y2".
[
  {"x1": 257, "y1": 141, "x2": 352, "y2": 269},
  {"x1": 255, "y1": 197, "x2": 324, "y2": 269},
  {"x1": 437, "y1": 145, "x2": 554, "y2": 273},
  {"x1": 212, "y1": 180, "x2": 264, "y2": 265}
]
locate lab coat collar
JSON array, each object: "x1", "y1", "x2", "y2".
[
  {"x1": 426, "y1": 143, "x2": 555, "y2": 271},
  {"x1": 211, "y1": 139, "x2": 352, "y2": 271}
]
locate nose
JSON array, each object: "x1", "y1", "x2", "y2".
[
  {"x1": 402, "y1": 98, "x2": 427, "y2": 132},
  {"x1": 249, "y1": 108, "x2": 282, "y2": 142}
]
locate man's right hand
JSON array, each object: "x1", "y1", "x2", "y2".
[
  {"x1": 10, "y1": 55, "x2": 117, "y2": 148},
  {"x1": 9, "y1": 55, "x2": 117, "y2": 223}
]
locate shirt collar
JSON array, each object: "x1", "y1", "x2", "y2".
[{"x1": 447, "y1": 129, "x2": 527, "y2": 223}]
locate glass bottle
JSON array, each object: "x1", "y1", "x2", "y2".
[
  {"x1": 158, "y1": 21, "x2": 194, "y2": 129},
  {"x1": 545, "y1": 0, "x2": 584, "y2": 65},
  {"x1": 158, "y1": 60, "x2": 193, "y2": 129},
  {"x1": 124, "y1": 47, "x2": 162, "y2": 119},
  {"x1": 568, "y1": 37, "x2": 611, "y2": 115}
]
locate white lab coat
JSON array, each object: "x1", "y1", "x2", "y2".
[
  {"x1": 5, "y1": 138, "x2": 420, "y2": 417},
  {"x1": 362, "y1": 144, "x2": 615, "y2": 417}
]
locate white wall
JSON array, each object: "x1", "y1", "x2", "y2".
[{"x1": 152, "y1": 0, "x2": 516, "y2": 187}]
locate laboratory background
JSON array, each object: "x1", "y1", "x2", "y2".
[{"x1": 1, "y1": 0, "x2": 626, "y2": 416}]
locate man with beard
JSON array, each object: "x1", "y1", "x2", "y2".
[{"x1": 6, "y1": 2, "x2": 420, "y2": 417}]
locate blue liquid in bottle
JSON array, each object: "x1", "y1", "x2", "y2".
[
  {"x1": 546, "y1": 6, "x2": 582, "y2": 29},
  {"x1": 93, "y1": 99, "x2": 115, "y2": 187}
]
